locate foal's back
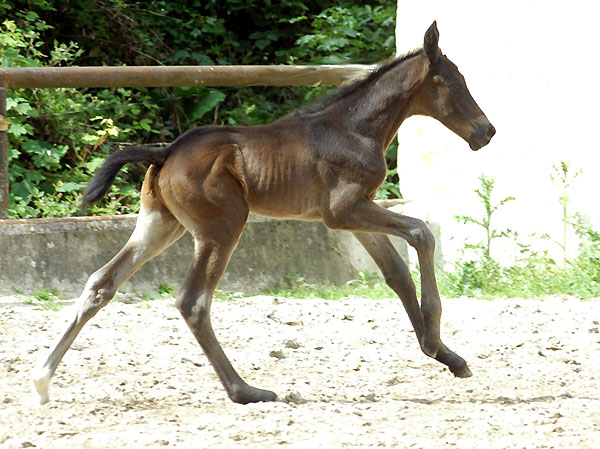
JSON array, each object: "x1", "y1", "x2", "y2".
[{"x1": 158, "y1": 115, "x2": 363, "y2": 221}]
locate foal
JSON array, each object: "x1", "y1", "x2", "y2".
[{"x1": 32, "y1": 22, "x2": 495, "y2": 405}]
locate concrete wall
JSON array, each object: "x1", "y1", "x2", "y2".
[{"x1": 0, "y1": 214, "x2": 409, "y2": 297}]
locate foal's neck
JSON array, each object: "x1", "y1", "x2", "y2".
[{"x1": 336, "y1": 52, "x2": 430, "y2": 151}]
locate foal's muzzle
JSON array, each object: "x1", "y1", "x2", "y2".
[{"x1": 468, "y1": 122, "x2": 496, "y2": 151}]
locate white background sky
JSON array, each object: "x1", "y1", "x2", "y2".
[{"x1": 393, "y1": 0, "x2": 599, "y2": 263}]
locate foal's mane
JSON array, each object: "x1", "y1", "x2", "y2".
[{"x1": 289, "y1": 48, "x2": 423, "y2": 117}]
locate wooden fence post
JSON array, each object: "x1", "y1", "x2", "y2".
[{"x1": 0, "y1": 87, "x2": 8, "y2": 219}]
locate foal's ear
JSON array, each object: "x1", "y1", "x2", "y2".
[{"x1": 424, "y1": 21, "x2": 440, "y2": 63}]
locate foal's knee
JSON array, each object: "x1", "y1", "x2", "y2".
[{"x1": 407, "y1": 220, "x2": 435, "y2": 253}]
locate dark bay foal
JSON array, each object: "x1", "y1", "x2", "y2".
[{"x1": 33, "y1": 22, "x2": 495, "y2": 405}]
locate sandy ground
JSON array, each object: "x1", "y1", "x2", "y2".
[{"x1": 1, "y1": 293, "x2": 599, "y2": 448}]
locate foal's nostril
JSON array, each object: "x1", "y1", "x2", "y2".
[{"x1": 487, "y1": 125, "x2": 496, "y2": 139}]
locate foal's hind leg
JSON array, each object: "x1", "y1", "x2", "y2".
[
  {"x1": 173, "y1": 205, "x2": 276, "y2": 404},
  {"x1": 32, "y1": 171, "x2": 185, "y2": 404},
  {"x1": 353, "y1": 232, "x2": 472, "y2": 377}
]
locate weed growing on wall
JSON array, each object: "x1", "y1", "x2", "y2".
[
  {"x1": 548, "y1": 161, "x2": 581, "y2": 262},
  {"x1": 440, "y1": 166, "x2": 600, "y2": 299}
]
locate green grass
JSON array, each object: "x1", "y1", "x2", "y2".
[
  {"x1": 23, "y1": 257, "x2": 597, "y2": 314},
  {"x1": 157, "y1": 282, "x2": 174, "y2": 296},
  {"x1": 134, "y1": 283, "x2": 177, "y2": 302},
  {"x1": 263, "y1": 260, "x2": 600, "y2": 301},
  {"x1": 437, "y1": 246, "x2": 600, "y2": 300},
  {"x1": 27, "y1": 287, "x2": 63, "y2": 311},
  {"x1": 263, "y1": 272, "x2": 395, "y2": 300}
]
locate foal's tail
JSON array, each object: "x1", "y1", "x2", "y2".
[{"x1": 81, "y1": 145, "x2": 171, "y2": 207}]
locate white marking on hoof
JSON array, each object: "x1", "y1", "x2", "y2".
[{"x1": 31, "y1": 366, "x2": 51, "y2": 405}]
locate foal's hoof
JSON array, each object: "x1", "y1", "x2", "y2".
[
  {"x1": 229, "y1": 385, "x2": 277, "y2": 405},
  {"x1": 450, "y1": 361, "x2": 473, "y2": 378},
  {"x1": 31, "y1": 369, "x2": 51, "y2": 405}
]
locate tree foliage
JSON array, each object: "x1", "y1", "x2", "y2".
[{"x1": 1, "y1": 0, "x2": 398, "y2": 217}]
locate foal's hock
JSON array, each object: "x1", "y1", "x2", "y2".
[{"x1": 32, "y1": 22, "x2": 495, "y2": 405}]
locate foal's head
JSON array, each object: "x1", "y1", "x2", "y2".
[{"x1": 415, "y1": 22, "x2": 496, "y2": 150}]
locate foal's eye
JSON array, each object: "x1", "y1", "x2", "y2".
[{"x1": 449, "y1": 83, "x2": 462, "y2": 93}]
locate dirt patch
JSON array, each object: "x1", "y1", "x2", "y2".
[{"x1": 1, "y1": 294, "x2": 599, "y2": 448}]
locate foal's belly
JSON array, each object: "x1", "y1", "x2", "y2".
[{"x1": 247, "y1": 188, "x2": 322, "y2": 221}]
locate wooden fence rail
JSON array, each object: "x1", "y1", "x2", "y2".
[{"x1": 0, "y1": 64, "x2": 374, "y2": 218}]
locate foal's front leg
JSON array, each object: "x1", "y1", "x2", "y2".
[
  {"x1": 353, "y1": 232, "x2": 472, "y2": 377},
  {"x1": 324, "y1": 197, "x2": 449, "y2": 359}
]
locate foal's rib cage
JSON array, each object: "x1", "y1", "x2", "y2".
[{"x1": 32, "y1": 22, "x2": 495, "y2": 405}]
